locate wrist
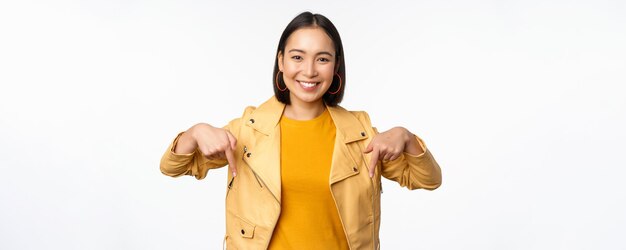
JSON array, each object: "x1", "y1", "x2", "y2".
[
  {"x1": 172, "y1": 125, "x2": 202, "y2": 154},
  {"x1": 188, "y1": 123, "x2": 208, "y2": 145},
  {"x1": 397, "y1": 127, "x2": 423, "y2": 155}
]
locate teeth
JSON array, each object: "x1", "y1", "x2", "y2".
[{"x1": 299, "y1": 81, "x2": 317, "y2": 88}]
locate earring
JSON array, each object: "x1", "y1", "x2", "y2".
[
  {"x1": 328, "y1": 73, "x2": 342, "y2": 94},
  {"x1": 275, "y1": 71, "x2": 287, "y2": 92}
]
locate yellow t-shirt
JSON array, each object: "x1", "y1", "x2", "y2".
[{"x1": 268, "y1": 108, "x2": 349, "y2": 250}]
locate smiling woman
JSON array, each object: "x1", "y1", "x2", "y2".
[
  {"x1": 160, "y1": 11, "x2": 442, "y2": 249},
  {"x1": 273, "y1": 13, "x2": 345, "y2": 113},
  {"x1": 277, "y1": 27, "x2": 340, "y2": 120}
]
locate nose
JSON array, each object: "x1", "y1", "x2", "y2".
[{"x1": 302, "y1": 59, "x2": 318, "y2": 78}]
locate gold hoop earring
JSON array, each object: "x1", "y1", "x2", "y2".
[
  {"x1": 275, "y1": 71, "x2": 287, "y2": 92},
  {"x1": 328, "y1": 73, "x2": 342, "y2": 95}
]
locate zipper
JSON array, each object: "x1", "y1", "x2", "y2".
[
  {"x1": 371, "y1": 173, "x2": 376, "y2": 250},
  {"x1": 247, "y1": 166, "x2": 279, "y2": 204},
  {"x1": 242, "y1": 146, "x2": 268, "y2": 191},
  {"x1": 252, "y1": 171, "x2": 263, "y2": 188},
  {"x1": 224, "y1": 177, "x2": 234, "y2": 250},
  {"x1": 356, "y1": 139, "x2": 377, "y2": 250},
  {"x1": 246, "y1": 166, "x2": 281, "y2": 250},
  {"x1": 222, "y1": 235, "x2": 227, "y2": 250},
  {"x1": 227, "y1": 176, "x2": 235, "y2": 189},
  {"x1": 362, "y1": 141, "x2": 378, "y2": 250}
]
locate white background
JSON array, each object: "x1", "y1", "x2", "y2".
[{"x1": 1, "y1": 0, "x2": 625, "y2": 249}]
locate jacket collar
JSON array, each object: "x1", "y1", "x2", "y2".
[{"x1": 246, "y1": 96, "x2": 370, "y2": 143}]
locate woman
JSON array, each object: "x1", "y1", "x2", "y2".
[{"x1": 160, "y1": 12, "x2": 442, "y2": 249}]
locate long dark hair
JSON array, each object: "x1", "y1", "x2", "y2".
[{"x1": 273, "y1": 12, "x2": 346, "y2": 106}]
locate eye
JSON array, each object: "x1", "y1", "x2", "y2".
[
  {"x1": 318, "y1": 57, "x2": 330, "y2": 62},
  {"x1": 291, "y1": 55, "x2": 302, "y2": 60}
]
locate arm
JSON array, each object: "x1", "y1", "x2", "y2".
[
  {"x1": 159, "y1": 118, "x2": 240, "y2": 180},
  {"x1": 366, "y1": 127, "x2": 442, "y2": 190},
  {"x1": 380, "y1": 128, "x2": 442, "y2": 190}
]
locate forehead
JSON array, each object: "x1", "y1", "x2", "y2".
[{"x1": 285, "y1": 27, "x2": 335, "y2": 54}]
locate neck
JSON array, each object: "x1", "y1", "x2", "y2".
[{"x1": 283, "y1": 98, "x2": 326, "y2": 120}]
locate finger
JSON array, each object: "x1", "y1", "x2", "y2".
[
  {"x1": 368, "y1": 147, "x2": 379, "y2": 178},
  {"x1": 225, "y1": 147, "x2": 237, "y2": 177},
  {"x1": 201, "y1": 147, "x2": 215, "y2": 160},
  {"x1": 383, "y1": 150, "x2": 393, "y2": 161},
  {"x1": 364, "y1": 142, "x2": 373, "y2": 153},
  {"x1": 226, "y1": 131, "x2": 237, "y2": 151},
  {"x1": 389, "y1": 151, "x2": 401, "y2": 161},
  {"x1": 381, "y1": 150, "x2": 390, "y2": 161}
]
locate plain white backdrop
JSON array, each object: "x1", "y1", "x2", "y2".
[{"x1": 1, "y1": 0, "x2": 625, "y2": 249}]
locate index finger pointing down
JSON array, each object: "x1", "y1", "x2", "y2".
[
  {"x1": 368, "y1": 147, "x2": 379, "y2": 178},
  {"x1": 225, "y1": 147, "x2": 237, "y2": 177}
]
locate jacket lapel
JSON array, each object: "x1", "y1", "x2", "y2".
[
  {"x1": 327, "y1": 106, "x2": 371, "y2": 185},
  {"x1": 242, "y1": 97, "x2": 285, "y2": 203}
]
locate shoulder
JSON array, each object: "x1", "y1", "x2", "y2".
[
  {"x1": 222, "y1": 105, "x2": 257, "y2": 131},
  {"x1": 242, "y1": 105, "x2": 258, "y2": 117},
  {"x1": 332, "y1": 104, "x2": 374, "y2": 128},
  {"x1": 226, "y1": 96, "x2": 285, "y2": 136},
  {"x1": 341, "y1": 106, "x2": 372, "y2": 126},
  {"x1": 233, "y1": 96, "x2": 279, "y2": 122},
  {"x1": 349, "y1": 110, "x2": 371, "y2": 122},
  {"x1": 346, "y1": 109, "x2": 379, "y2": 135},
  {"x1": 226, "y1": 105, "x2": 257, "y2": 127}
]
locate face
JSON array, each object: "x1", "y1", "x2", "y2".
[{"x1": 278, "y1": 27, "x2": 337, "y2": 106}]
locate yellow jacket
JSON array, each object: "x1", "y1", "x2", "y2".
[{"x1": 160, "y1": 96, "x2": 442, "y2": 249}]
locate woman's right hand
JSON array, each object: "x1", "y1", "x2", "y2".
[{"x1": 175, "y1": 123, "x2": 238, "y2": 176}]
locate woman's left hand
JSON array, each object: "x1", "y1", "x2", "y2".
[{"x1": 364, "y1": 127, "x2": 423, "y2": 177}]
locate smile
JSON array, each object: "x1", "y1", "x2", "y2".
[{"x1": 296, "y1": 80, "x2": 320, "y2": 90}]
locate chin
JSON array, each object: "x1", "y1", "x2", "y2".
[
  {"x1": 298, "y1": 95, "x2": 323, "y2": 103},
  {"x1": 290, "y1": 92, "x2": 324, "y2": 104}
]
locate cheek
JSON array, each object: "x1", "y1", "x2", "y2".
[
  {"x1": 283, "y1": 71, "x2": 297, "y2": 83},
  {"x1": 282, "y1": 63, "x2": 299, "y2": 79},
  {"x1": 320, "y1": 66, "x2": 335, "y2": 82}
]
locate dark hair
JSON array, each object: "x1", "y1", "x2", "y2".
[{"x1": 273, "y1": 12, "x2": 346, "y2": 106}]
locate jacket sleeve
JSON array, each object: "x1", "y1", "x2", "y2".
[
  {"x1": 358, "y1": 110, "x2": 442, "y2": 190},
  {"x1": 377, "y1": 128, "x2": 442, "y2": 190},
  {"x1": 159, "y1": 118, "x2": 240, "y2": 180}
]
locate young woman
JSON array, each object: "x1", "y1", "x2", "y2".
[{"x1": 160, "y1": 12, "x2": 442, "y2": 249}]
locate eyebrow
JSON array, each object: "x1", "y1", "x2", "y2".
[{"x1": 288, "y1": 49, "x2": 334, "y2": 57}]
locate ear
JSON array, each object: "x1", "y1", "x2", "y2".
[{"x1": 277, "y1": 51, "x2": 284, "y2": 72}]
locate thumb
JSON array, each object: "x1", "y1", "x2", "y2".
[
  {"x1": 368, "y1": 147, "x2": 379, "y2": 178},
  {"x1": 364, "y1": 142, "x2": 373, "y2": 154}
]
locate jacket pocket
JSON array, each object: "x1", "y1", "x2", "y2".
[
  {"x1": 235, "y1": 214, "x2": 256, "y2": 239},
  {"x1": 225, "y1": 212, "x2": 257, "y2": 249}
]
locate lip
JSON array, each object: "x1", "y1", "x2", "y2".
[
  {"x1": 296, "y1": 80, "x2": 320, "y2": 84},
  {"x1": 296, "y1": 80, "x2": 320, "y2": 91}
]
